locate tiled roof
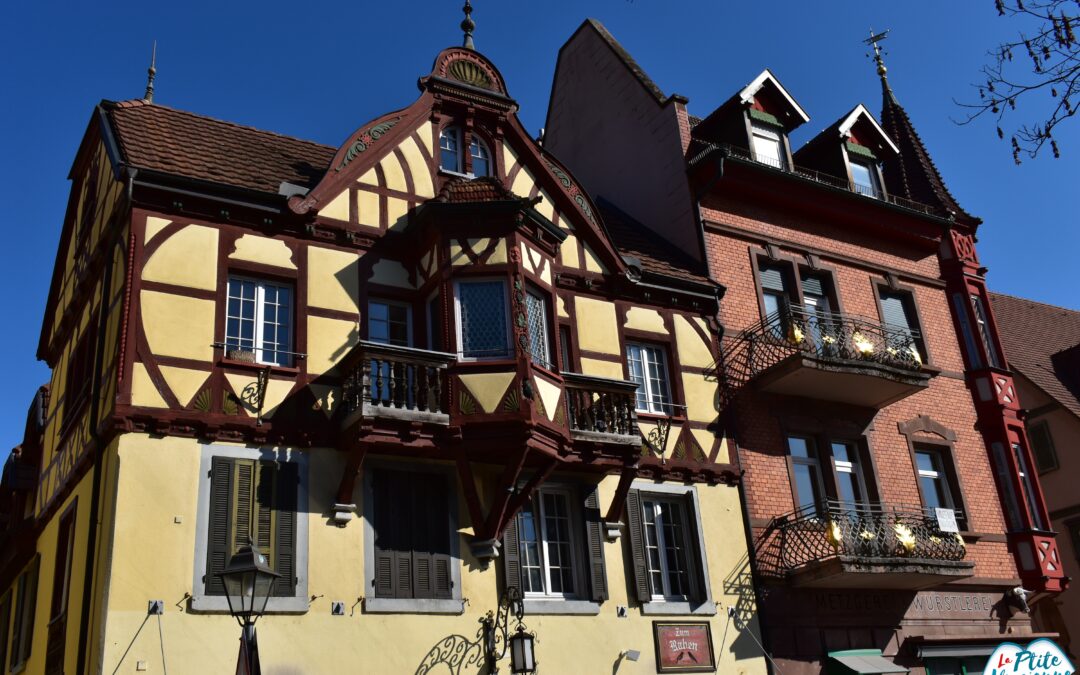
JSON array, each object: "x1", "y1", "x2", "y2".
[
  {"x1": 582, "y1": 19, "x2": 668, "y2": 105},
  {"x1": 435, "y1": 176, "x2": 519, "y2": 203},
  {"x1": 596, "y1": 199, "x2": 712, "y2": 286},
  {"x1": 103, "y1": 99, "x2": 336, "y2": 195},
  {"x1": 990, "y1": 292, "x2": 1080, "y2": 419}
]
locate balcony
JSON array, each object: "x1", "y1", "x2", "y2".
[
  {"x1": 562, "y1": 373, "x2": 640, "y2": 446},
  {"x1": 339, "y1": 341, "x2": 456, "y2": 427},
  {"x1": 721, "y1": 306, "x2": 934, "y2": 408},
  {"x1": 756, "y1": 501, "x2": 973, "y2": 590}
]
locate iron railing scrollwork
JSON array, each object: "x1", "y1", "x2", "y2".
[{"x1": 757, "y1": 500, "x2": 967, "y2": 578}]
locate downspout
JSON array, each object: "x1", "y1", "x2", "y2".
[{"x1": 74, "y1": 165, "x2": 130, "y2": 675}]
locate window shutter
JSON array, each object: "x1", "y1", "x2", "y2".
[
  {"x1": 759, "y1": 266, "x2": 786, "y2": 293},
  {"x1": 582, "y1": 486, "x2": 609, "y2": 602},
  {"x1": 428, "y1": 475, "x2": 453, "y2": 600},
  {"x1": 233, "y1": 459, "x2": 255, "y2": 550},
  {"x1": 624, "y1": 489, "x2": 652, "y2": 603},
  {"x1": 205, "y1": 457, "x2": 235, "y2": 595},
  {"x1": 372, "y1": 470, "x2": 398, "y2": 598},
  {"x1": 800, "y1": 275, "x2": 825, "y2": 298},
  {"x1": 880, "y1": 293, "x2": 911, "y2": 332},
  {"x1": 501, "y1": 507, "x2": 523, "y2": 594},
  {"x1": 272, "y1": 462, "x2": 298, "y2": 597},
  {"x1": 682, "y1": 494, "x2": 709, "y2": 603}
]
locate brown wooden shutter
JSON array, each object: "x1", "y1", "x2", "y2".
[
  {"x1": 272, "y1": 461, "x2": 298, "y2": 597},
  {"x1": 625, "y1": 489, "x2": 652, "y2": 603},
  {"x1": 205, "y1": 457, "x2": 235, "y2": 595},
  {"x1": 582, "y1": 486, "x2": 609, "y2": 602},
  {"x1": 427, "y1": 474, "x2": 453, "y2": 600},
  {"x1": 501, "y1": 505, "x2": 523, "y2": 594},
  {"x1": 233, "y1": 460, "x2": 255, "y2": 550},
  {"x1": 371, "y1": 469, "x2": 397, "y2": 598},
  {"x1": 682, "y1": 494, "x2": 708, "y2": 603}
]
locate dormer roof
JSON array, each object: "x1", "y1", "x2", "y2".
[
  {"x1": 794, "y1": 104, "x2": 898, "y2": 165},
  {"x1": 737, "y1": 69, "x2": 810, "y2": 126}
]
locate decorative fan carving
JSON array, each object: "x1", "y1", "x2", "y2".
[{"x1": 447, "y1": 58, "x2": 493, "y2": 90}]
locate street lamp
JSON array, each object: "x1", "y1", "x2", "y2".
[
  {"x1": 481, "y1": 586, "x2": 537, "y2": 674},
  {"x1": 218, "y1": 540, "x2": 280, "y2": 675},
  {"x1": 508, "y1": 625, "x2": 536, "y2": 674}
]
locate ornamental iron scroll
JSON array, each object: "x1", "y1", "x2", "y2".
[
  {"x1": 240, "y1": 366, "x2": 273, "y2": 426},
  {"x1": 412, "y1": 587, "x2": 532, "y2": 675}
]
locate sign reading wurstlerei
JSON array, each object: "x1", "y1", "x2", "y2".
[{"x1": 653, "y1": 622, "x2": 716, "y2": 673}]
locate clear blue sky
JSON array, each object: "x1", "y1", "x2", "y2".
[{"x1": 2, "y1": 1, "x2": 1076, "y2": 456}]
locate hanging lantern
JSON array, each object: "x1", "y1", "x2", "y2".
[{"x1": 508, "y1": 626, "x2": 537, "y2": 674}]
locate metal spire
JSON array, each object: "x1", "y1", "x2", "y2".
[
  {"x1": 864, "y1": 28, "x2": 892, "y2": 98},
  {"x1": 461, "y1": 1, "x2": 475, "y2": 50},
  {"x1": 143, "y1": 41, "x2": 157, "y2": 103}
]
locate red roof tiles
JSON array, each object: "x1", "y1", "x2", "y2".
[{"x1": 597, "y1": 200, "x2": 712, "y2": 286}]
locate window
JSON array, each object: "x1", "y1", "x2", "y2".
[
  {"x1": 991, "y1": 441, "x2": 1024, "y2": 532},
  {"x1": 758, "y1": 262, "x2": 793, "y2": 338},
  {"x1": 364, "y1": 466, "x2": 463, "y2": 613},
  {"x1": 225, "y1": 277, "x2": 293, "y2": 366},
  {"x1": 45, "y1": 504, "x2": 77, "y2": 675},
  {"x1": 368, "y1": 300, "x2": 411, "y2": 347},
  {"x1": 878, "y1": 289, "x2": 926, "y2": 363},
  {"x1": 625, "y1": 486, "x2": 713, "y2": 615},
  {"x1": 1028, "y1": 421, "x2": 1059, "y2": 473},
  {"x1": 501, "y1": 484, "x2": 607, "y2": 611},
  {"x1": 831, "y1": 441, "x2": 869, "y2": 509},
  {"x1": 455, "y1": 279, "x2": 511, "y2": 359},
  {"x1": 427, "y1": 294, "x2": 443, "y2": 351},
  {"x1": 788, "y1": 436, "x2": 826, "y2": 515},
  {"x1": 951, "y1": 293, "x2": 983, "y2": 369},
  {"x1": 439, "y1": 127, "x2": 462, "y2": 173},
  {"x1": 558, "y1": 325, "x2": 573, "y2": 372},
  {"x1": 850, "y1": 159, "x2": 881, "y2": 198},
  {"x1": 63, "y1": 320, "x2": 97, "y2": 430},
  {"x1": 9, "y1": 556, "x2": 39, "y2": 672},
  {"x1": 751, "y1": 123, "x2": 786, "y2": 169},
  {"x1": 192, "y1": 446, "x2": 308, "y2": 613},
  {"x1": 470, "y1": 136, "x2": 491, "y2": 177},
  {"x1": 626, "y1": 342, "x2": 672, "y2": 414},
  {"x1": 525, "y1": 290, "x2": 551, "y2": 368},
  {"x1": 970, "y1": 293, "x2": 1003, "y2": 368},
  {"x1": 914, "y1": 446, "x2": 965, "y2": 528},
  {"x1": 1013, "y1": 443, "x2": 1047, "y2": 530}
]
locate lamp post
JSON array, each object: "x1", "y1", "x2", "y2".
[
  {"x1": 217, "y1": 541, "x2": 280, "y2": 675},
  {"x1": 480, "y1": 586, "x2": 537, "y2": 674}
]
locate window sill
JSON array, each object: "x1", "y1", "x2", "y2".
[
  {"x1": 640, "y1": 600, "x2": 716, "y2": 616},
  {"x1": 522, "y1": 599, "x2": 601, "y2": 616},
  {"x1": 636, "y1": 412, "x2": 687, "y2": 424},
  {"x1": 363, "y1": 598, "x2": 464, "y2": 615},
  {"x1": 189, "y1": 594, "x2": 309, "y2": 614},
  {"x1": 217, "y1": 357, "x2": 301, "y2": 376}
]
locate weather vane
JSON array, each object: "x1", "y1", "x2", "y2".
[{"x1": 864, "y1": 28, "x2": 890, "y2": 81}]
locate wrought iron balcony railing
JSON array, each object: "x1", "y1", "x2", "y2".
[
  {"x1": 757, "y1": 500, "x2": 968, "y2": 579},
  {"x1": 340, "y1": 341, "x2": 456, "y2": 424},
  {"x1": 705, "y1": 142, "x2": 940, "y2": 216},
  {"x1": 719, "y1": 304, "x2": 925, "y2": 407},
  {"x1": 562, "y1": 372, "x2": 639, "y2": 444}
]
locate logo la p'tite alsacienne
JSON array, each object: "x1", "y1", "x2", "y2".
[{"x1": 984, "y1": 638, "x2": 1074, "y2": 675}]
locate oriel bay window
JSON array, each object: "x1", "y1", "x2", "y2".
[
  {"x1": 502, "y1": 484, "x2": 608, "y2": 613},
  {"x1": 626, "y1": 342, "x2": 673, "y2": 414},
  {"x1": 626, "y1": 485, "x2": 714, "y2": 615},
  {"x1": 455, "y1": 279, "x2": 511, "y2": 359},
  {"x1": 225, "y1": 276, "x2": 294, "y2": 366}
]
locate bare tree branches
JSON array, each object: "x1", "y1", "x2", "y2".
[{"x1": 957, "y1": 0, "x2": 1079, "y2": 162}]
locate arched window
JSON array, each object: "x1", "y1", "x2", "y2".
[
  {"x1": 470, "y1": 136, "x2": 491, "y2": 177},
  {"x1": 440, "y1": 127, "x2": 462, "y2": 173}
]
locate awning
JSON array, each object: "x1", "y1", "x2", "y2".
[{"x1": 828, "y1": 649, "x2": 909, "y2": 675}]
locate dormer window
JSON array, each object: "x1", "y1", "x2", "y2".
[
  {"x1": 750, "y1": 123, "x2": 786, "y2": 170},
  {"x1": 440, "y1": 127, "x2": 462, "y2": 173},
  {"x1": 470, "y1": 136, "x2": 491, "y2": 177},
  {"x1": 849, "y1": 158, "x2": 881, "y2": 199}
]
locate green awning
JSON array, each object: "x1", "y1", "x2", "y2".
[{"x1": 828, "y1": 649, "x2": 909, "y2": 675}]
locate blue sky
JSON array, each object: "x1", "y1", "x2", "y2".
[{"x1": 1, "y1": 1, "x2": 1077, "y2": 455}]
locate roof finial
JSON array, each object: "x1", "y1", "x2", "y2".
[
  {"x1": 143, "y1": 41, "x2": 157, "y2": 103},
  {"x1": 461, "y1": 1, "x2": 475, "y2": 50},
  {"x1": 864, "y1": 28, "x2": 892, "y2": 95}
]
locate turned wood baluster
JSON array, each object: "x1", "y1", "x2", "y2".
[
  {"x1": 409, "y1": 363, "x2": 419, "y2": 410},
  {"x1": 373, "y1": 358, "x2": 384, "y2": 406},
  {"x1": 432, "y1": 367, "x2": 442, "y2": 414}
]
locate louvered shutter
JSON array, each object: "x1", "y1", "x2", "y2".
[
  {"x1": 625, "y1": 489, "x2": 652, "y2": 603},
  {"x1": 759, "y1": 266, "x2": 787, "y2": 293},
  {"x1": 582, "y1": 486, "x2": 609, "y2": 602},
  {"x1": 272, "y1": 462, "x2": 298, "y2": 597},
  {"x1": 371, "y1": 469, "x2": 397, "y2": 598},
  {"x1": 233, "y1": 460, "x2": 255, "y2": 550},
  {"x1": 428, "y1": 474, "x2": 454, "y2": 600},
  {"x1": 501, "y1": 506, "x2": 523, "y2": 594},
  {"x1": 879, "y1": 293, "x2": 912, "y2": 332},
  {"x1": 682, "y1": 494, "x2": 708, "y2": 603},
  {"x1": 205, "y1": 457, "x2": 235, "y2": 595},
  {"x1": 800, "y1": 275, "x2": 824, "y2": 299}
]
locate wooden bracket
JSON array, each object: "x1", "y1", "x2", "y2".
[{"x1": 604, "y1": 464, "x2": 638, "y2": 523}]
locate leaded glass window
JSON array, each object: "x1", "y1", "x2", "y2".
[
  {"x1": 225, "y1": 277, "x2": 293, "y2": 366},
  {"x1": 456, "y1": 280, "x2": 510, "y2": 359},
  {"x1": 525, "y1": 290, "x2": 551, "y2": 368}
]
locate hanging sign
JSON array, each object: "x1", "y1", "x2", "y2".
[
  {"x1": 935, "y1": 508, "x2": 959, "y2": 533},
  {"x1": 653, "y1": 622, "x2": 716, "y2": 672}
]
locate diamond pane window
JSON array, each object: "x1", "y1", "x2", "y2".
[
  {"x1": 456, "y1": 280, "x2": 510, "y2": 359},
  {"x1": 525, "y1": 290, "x2": 551, "y2": 368},
  {"x1": 226, "y1": 277, "x2": 293, "y2": 366}
]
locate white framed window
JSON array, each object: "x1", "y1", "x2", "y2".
[
  {"x1": 439, "y1": 127, "x2": 462, "y2": 173},
  {"x1": 915, "y1": 447, "x2": 957, "y2": 513},
  {"x1": 1012, "y1": 443, "x2": 1047, "y2": 530},
  {"x1": 850, "y1": 159, "x2": 881, "y2": 198},
  {"x1": 642, "y1": 497, "x2": 694, "y2": 600},
  {"x1": 225, "y1": 277, "x2": 293, "y2": 366},
  {"x1": 751, "y1": 123, "x2": 786, "y2": 170},
  {"x1": 470, "y1": 136, "x2": 491, "y2": 177},
  {"x1": 369, "y1": 300, "x2": 411, "y2": 347},
  {"x1": 969, "y1": 293, "x2": 1003, "y2": 368},
  {"x1": 626, "y1": 342, "x2": 672, "y2": 414},
  {"x1": 454, "y1": 279, "x2": 511, "y2": 359},
  {"x1": 525, "y1": 289, "x2": 551, "y2": 368},
  {"x1": 518, "y1": 489, "x2": 583, "y2": 598}
]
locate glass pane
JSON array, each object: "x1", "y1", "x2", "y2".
[
  {"x1": 458, "y1": 281, "x2": 509, "y2": 358},
  {"x1": 643, "y1": 346, "x2": 671, "y2": 413},
  {"x1": 851, "y1": 161, "x2": 877, "y2": 197},
  {"x1": 787, "y1": 436, "x2": 815, "y2": 459},
  {"x1": 470, "y1": 137, "x2": 490, "y2": 177},
  {"x1": 920, "y1": 476, "x2": 945, "y2": 510},
  {"x1": 915, "y1": 451, "x2": 937, "y2": 474},
  {"x1": 793, "y1": 464, "x2": 822, "y2": 513},
  {"x1": 525, "y1": 292, "x2": 550, "y2": 367},
  {"x1": 439, "y1": 128, "x2": 460, "y2": 172},
  {"x1": 626, "y1": 344, "x2": 649, "y2": 411},
  {"x1": 830, "y1": 442, "x2": 850, "y2": 463}
]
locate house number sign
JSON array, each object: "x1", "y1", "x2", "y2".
[{"x1": 653, "y1": 621, "x2": 716, "y2": 672}]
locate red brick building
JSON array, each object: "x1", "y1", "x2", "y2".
[{"x1": 546, "y1": 20, "x2": 1067, "y2": 674}]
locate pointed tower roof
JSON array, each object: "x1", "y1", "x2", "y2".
[{"x1": 870, "y1": 32, "x2": 980, "y2": 226}]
